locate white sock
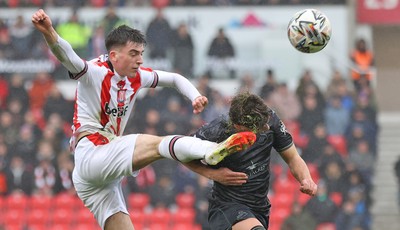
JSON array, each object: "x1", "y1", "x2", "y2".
[{"x1": 158, "y1": 136, "x2": 217, "y2": 162}]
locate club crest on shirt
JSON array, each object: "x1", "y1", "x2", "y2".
[
  {"x1": 117, "y1": 80, "x2": 126, "y2": 103},
  {"x1": 117, "y1": 89, "x2": 126, "y2": 103}
]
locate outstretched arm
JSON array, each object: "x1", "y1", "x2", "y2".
[
  {"x1": 184, "y1": 160, "x2": 248, "y2": 186},
  {"x1": 280, "y1": 144, "x2": 318, "y2": 196},
  {"x1": 31, "y1": 9, "x2": 86, "y2": 74},
  {"x1": 155, "y1": 70, "x2": 208, "y2": 114}
]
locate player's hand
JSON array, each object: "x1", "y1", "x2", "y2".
[
  {"x1": 299, "y1": 178, "x2": 317, "y2": 196},
  {"x1": 210, "y1": 167, "x2": 248, "y2": 186},
  {"x1": 192, "y1": 95, "x2": 208, "y2": 114},
  {"x1": 31, "y1": 9, "x2": 53, "y2": 33}
]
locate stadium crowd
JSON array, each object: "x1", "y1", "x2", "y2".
[
  {"x1": 2, "y1": 0, "x2": 346, "y2": 8},
  {"x1": 0, "y1": 3, "x2": 377, "y2": 230}
]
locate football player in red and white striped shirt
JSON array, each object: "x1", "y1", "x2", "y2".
[{"x1": 32, "y1": 9, "x2": 256, "y2": 230}]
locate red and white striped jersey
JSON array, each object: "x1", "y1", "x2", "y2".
[{"x1": 70, "y1": 55, "x2": 158, "y2": 140}]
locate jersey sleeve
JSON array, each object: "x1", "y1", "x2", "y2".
[
  {"x1": 269, "y1": 110, "x2": 294, "y2": 152},
  {"x1": 138, "y1": 67, "x2": 158, "y2": 88},
  {"x1": 193, "y1": 115, "x2": 233, "y2": 143}
]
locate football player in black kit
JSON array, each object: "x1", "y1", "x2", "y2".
[{"x1": 185, "y1": 92, "x2": 317, "y2": 230}]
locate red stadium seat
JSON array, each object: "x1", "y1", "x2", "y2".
[
  {"x1": 5, "y1": 193, "x2": 28, "y2": 212},
  {"x1": 27, "y1": 209, "x2": 51, "y2": 227},
  {"x1": 4, "y1": 209, "x2": 26, "y2": 225},
  {"x1": 268, "y1": 207, "x2": 291, "y2": 229},
  {"x1": 148, "y1": 223, "x2": 170, "y2": 230},
  {"x1": 75, "y1": 223, "x2": 101, "y2": 230},
  {"x1": 130, "y1": 210, "x2": 149, "y2": 227},
  {"x1": 51, "y1": 208, "x2": 74, "y2": 226},
  {"x1": 316, "y1": 222, "x2": 336, "y2": 230},
  {"x1": 327, "y1": 135, "x2": 348, "y2": 157},
  {"x1": 273, "y1": 193, "x2": 295, "y2": 209},
  {"x1": 172, "y1": 223, "x2": 195, "y2": 230},
  {"x1": 29, "y1": 195, "x2": 53, "y2": 211},
  {"x1": 54, "y1": 193, "x2": 79, "y2": 211},
  {"x1": 296, "y1": 192, "x2": 312, "y2": 206},
  {"x1": 175, "y1": 193, "x2": 195, "y2": 209},
  {"x1": 128, "y1": 193, "x2": 150, "y2": 211},
  {"x1": 75, "y1": 207, "x2": 97, "y2": 226},
  {"x1": 269, "y1": 207, "x2": 291, "y2": 229},
  {"x1": 330, "y1": 192, "x2": 343, "y2": 207},
  {"x1": 307, "y1": 163, "x2": 320, "y2": 183},
  {"x1": 172, "y1": 208, "x2": 196, "y2": 225},
  {"x1": 273, "y1": 178, "x2": 298, "y2": 195},
  {"x1": 151, "y1": 207, "x2": 171, "y2": 225}
]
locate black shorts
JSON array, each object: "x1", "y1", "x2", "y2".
[{"x1": 208, "y1": 200, "x2": 269, "y2": 230}]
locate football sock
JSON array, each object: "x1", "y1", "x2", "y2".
[{"x1": 158, "y1": 135, "x2": 217, "y2": 162}]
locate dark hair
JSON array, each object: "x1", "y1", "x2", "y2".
[
  {"x1": 229, "y1": 92, "x2": 271, "y2": 133},
  {"x1": 105, "y1": 25, "x2": 147, "y2": 52}
]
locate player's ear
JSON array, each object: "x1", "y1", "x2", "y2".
[{"x1": 109, "y1": 50, "x2": 118, "y2": 62}]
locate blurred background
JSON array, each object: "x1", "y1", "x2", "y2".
[{"x1": 0, "y1": 0, "x2": 399, "y2": 230}]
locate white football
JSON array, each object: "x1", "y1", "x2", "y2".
[{"x1": 287, "y1": 9, "x2": 332, "y2": 53}]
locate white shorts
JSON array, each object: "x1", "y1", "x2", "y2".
[{"x1": 72, "y1": 132, "x2": 139, "y2": 229}]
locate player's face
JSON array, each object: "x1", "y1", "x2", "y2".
[{"x1": 111, "y1": 41, "x2": 144, "y2": 78}]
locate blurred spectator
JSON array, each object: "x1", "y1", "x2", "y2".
[
  {"x1": 322, "y1": 161, "x2": 347, "y2": 195},
  {"x1": 347, "y1": 140, "x2": 374, "y2": 185},
  {"x1": 317, "y1": 144, "x2": 346, "y2": 176},
  {"x1": 304, "y1": 180, "x2": 338, "y2": 225},
  {"x1": 146, "y1": 8, "x2": 173, "y2": 59},
  {"x1": 326, "y1": 70, "x2": 347, "y2": 99},
  {"x1": 302, "y1": 123, "x2": 329, "y2": 163},
  {"x1": 237, "y1": 73, "x2": 256, "y2": 94},
  {"x1": 202, "y1": 91, "x2": 228, "y2": 123},
  {"x1": 149, "y1": 175, "x2": 176, "y2": 209},
  {"x1": 135, "y1": 108, "x2": 163, "y2": 135},
  {"x1": 346, "y1": 108, "x2": 378, "y2": 154},
  {"x1": 160, "y1": 96, "x2": 190, "y2": 135},
  {"x1": 194, "y1": 175, "x2": 212, "y2": 230},
  {"x1": 335, "y1": 81, "x2": 355, "y2": 113},
  {"x1": 0, "y1": 75, "x2": 8, "y2": 110},
  {"x1": 54, "y1": 151, "x2": 75, "y2": 195},
  {"x1": 296, "y1": 69, "x2": 323, "y2": 103},
  {"x1": 43, "y1": 85, "x2": 72, "y2": 122},
  {"x1": 89, "y1": 24, "x2": 107, "y2": 58},
  {"x1": 11, "y1": 124, "x2": 37, "y2": 168},
  {"x1": 343, "y1": 170, "x2": 370, "y2": 204},
  {"x1": 7, "y1": 98, "x2": 26, "y2": 128},
  {"x1": 172, "y1": 23, "x2": 194, "y2": 77},
  {"x1": 41, "y1": 117, "x2": 67, "y2": 154},
  {"x1": 101, "y1": 7, "x2": 126, "y2": 36},
  {"x1": 394, "y1": 156, "x2": 400, "y2": 211},
  {"x1": 0, "y1": 110, "x2": 19, "y2": 147},
  {"x1": 0, "y1": 142, "x2": 9, "y2": 195},
  {"x1": 281, "y1": 201, "x2": 318, "y2": 230},
  {"x1": 324, "y1": 95, "x2": 350, "y2": 136},
  {"x1": 33, "y1": 158, "x2": 57, "y2": 196},
  {"x1": 259, "y1": 68, "x2": 278, "y2": 101},
  {"x1": 207, "y1": 27, "x2": 236, "y2": 78},
  {"x1": 268, "y1": 82, "x2": 301, "y2": 123},
  {"x1": 335, "y1": 200, "x2": 365, "y2": 230},
  {"x1": 56, "y1": 10, "x2": 92, "y2": 58},
  {"x1": 5, "y1": 155, "x2": 34, "y2": 195},
  {"x1": 0, "y1": 18, "x2": 14, "y2": 59},
  {"x1": 7, "y1": 73, "x2": 29, "y2": 108},
  {"x1": 350, "y1": 38, "x2": 374, "y2": 92},
  {"x1": 196, "y1": 73, "x2": 214, "y2": 104},
  {"x1": 298, "y1": 94, "x2": 324, "y2": 136},
  {"x1": 345, "y1": 187, "x2": 371, "y2": 229},
  {"x1": 9, "y1": 15, "x2": 34, "y2": 59},
  {"x1": 28, "y1": 72, "x2": 55, "y2": 112},
  {"x1": 173, "y1": 163, "x2": 198, "y2": 194}
]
